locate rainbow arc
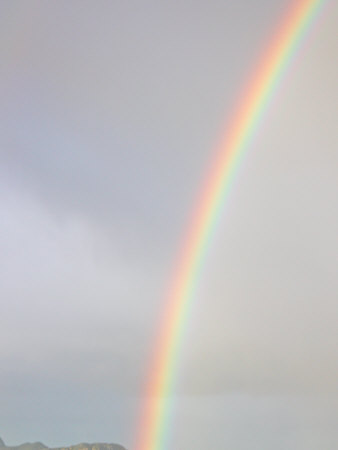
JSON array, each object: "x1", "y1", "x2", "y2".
[{"x1": 135, "y1": 1, "x2": 327, "y2": 450}]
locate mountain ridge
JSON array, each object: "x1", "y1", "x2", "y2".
[{"x1": 0, "y1": 438, "x2": 126, "y2": 450}]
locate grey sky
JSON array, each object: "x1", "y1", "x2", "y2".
[{"x1": 1, "y1": 1, "x2": 337, "y2": 449}]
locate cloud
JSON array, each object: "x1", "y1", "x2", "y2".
[{"x1": 0, "y1": 1, "x2": 337, "y2": 448}]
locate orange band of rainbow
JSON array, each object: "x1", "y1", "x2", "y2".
[{"x1": 135, "y1": 1, "x2": 327, "y2": 450}]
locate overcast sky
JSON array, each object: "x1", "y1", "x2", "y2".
[{"x1": 0, "y1": 1, "x2": 337, "y2": 449}]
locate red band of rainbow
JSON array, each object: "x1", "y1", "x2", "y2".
[{"x1": 135, "y1": 1, "x2": 327, "y2": 450}]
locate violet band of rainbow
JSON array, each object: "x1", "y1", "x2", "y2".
[{"x1": 135, "y1": 1, "x2": 327, "y2": 450}]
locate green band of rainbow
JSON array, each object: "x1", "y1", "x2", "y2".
[{"x1": 135, "y1": 1, "x2": 327, "y2": 450}]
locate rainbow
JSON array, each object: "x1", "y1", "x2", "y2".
[{"x1": 135, "y1": 1, "x2": 327, "y2": 450}]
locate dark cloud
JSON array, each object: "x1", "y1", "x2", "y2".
[{"x1": 0, "y1": 1, "x2": 337, "y2": 449}]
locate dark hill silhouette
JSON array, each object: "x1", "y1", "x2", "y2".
[{"x1": 0, "y1": 438, "x2": 126, "y2": 450}]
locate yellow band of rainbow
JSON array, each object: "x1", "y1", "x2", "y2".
[{"x1": 135, "y1": 1, "x2": 327, "y2": 450}]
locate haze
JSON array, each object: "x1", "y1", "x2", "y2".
[{"x1": 1, "y1": 1, "x2": 337, "y2": 449}]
